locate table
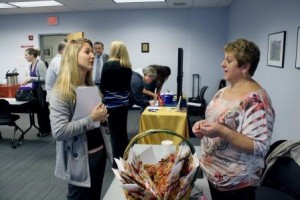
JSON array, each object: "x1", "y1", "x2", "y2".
[
  {"x1": 138, "y1": 107, "x2": 189, "y2": 145},
  {"x1": 1, "y1": 97, "x2": 27, "y2": 106},
  {"x1": 103, "y1": 144, "x2": 212, "y2": 200},
  {"x1": 0, "y1": 98, "x2": 39, "y2": 143},
  {"x1": 0, "y1": 84, "x2": 20, "y2": 98}
]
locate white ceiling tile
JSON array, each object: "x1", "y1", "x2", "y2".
[{"x1": 0, "y1": 0, "x2": 235, "y2": 15}]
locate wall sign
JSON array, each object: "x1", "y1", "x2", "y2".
[{"x1": 48, "y1": 16, "x2": 58, "y2": 25}]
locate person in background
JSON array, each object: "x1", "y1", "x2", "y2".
[
  {"x1": 143, "y1": 65, "x2": 171, "y2": 99},
  {"x1": 45, "y1": 61, "x2": 49, "y2": 68},
  {"x1": 49, "y1": 38, "x2": 108, "y2": 200},
  {"x1": 130, "y1": 66, "x2": 157, "y2": 108},
  {"x1": 100, "y1": 40, "x2": 132, "y2": 168},
  {"x1": 22, "y1": 48, "x2": 51, "y2": 137},
  {"x1": 93, "y1": 41, "x2": 108, "y2": 88},
  {"x1": 45, "y1": 40, "x2": 67, "y2": 103},
  {"x1": 192, "y1": 38, "x2": 275, "y2": 200}
]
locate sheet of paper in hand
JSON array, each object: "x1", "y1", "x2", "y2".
[{"x1": 72, "y1": 86, "x2": 101, "y2": 127}]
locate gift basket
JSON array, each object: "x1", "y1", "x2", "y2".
[{"x1": 113, "y1": 129, "x2": 200, "y2": 200}]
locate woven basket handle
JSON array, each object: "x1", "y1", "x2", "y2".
[{"x1": 123, "y1": 129, "x2": 195, "y2": 160}]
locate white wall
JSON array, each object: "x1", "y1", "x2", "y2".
[
  {"x1": 228, "y1": 0, "x2": 300, "y2": 142},
  {"x1": 0, "y1": 2, "x2": 299, "y2": 141},
  {"x1": 0, "y1": 8, "x2": 228, "y2": 101}
]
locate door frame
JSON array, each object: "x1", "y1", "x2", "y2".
[{"x1": 39, "y1": 33, "x2": 68, "y2": 62}]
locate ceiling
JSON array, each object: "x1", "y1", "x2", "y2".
[{"x1": 0, "y1": 0, "x2": 235, "y2": 15}]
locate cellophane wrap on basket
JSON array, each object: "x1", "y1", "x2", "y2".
[{"x1": 113, "y1": 145, "x2": 199, "y2": 200}]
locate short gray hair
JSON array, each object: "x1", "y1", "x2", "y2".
[{"x1": 142, "y1": 66, "x2": 157, "y2": 78}]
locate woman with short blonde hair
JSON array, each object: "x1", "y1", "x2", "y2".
[{"x1": 193, "y1": 38, "x2": 275, "y2": 200}]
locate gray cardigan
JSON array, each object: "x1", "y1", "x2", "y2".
[{"x1": 49, "y1": 91, "x2": 96, "y2": 187}]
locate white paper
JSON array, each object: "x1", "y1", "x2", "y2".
[
  {"x1": 72, "y1": 86, "x2": 101, "y2": 127},
  {"x1": 187, "y1": 102, "x2": 202, "y2": 107},
  {"x1": 136, "y1": 145, "x2": 177, "y2": 164},
  {"x1": 147, "y1": 106, "x2": 161, "y2": 110},
  {"x1": 137, "y1": 146, "x2": 158, "y2": 164}
]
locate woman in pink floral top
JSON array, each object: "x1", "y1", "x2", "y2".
[{"x1": 192, "y1": 39, "x2": 275, "y2": 200}]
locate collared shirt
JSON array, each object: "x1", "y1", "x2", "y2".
[
  {"x1": 93, "y1": 55, "x2": 104, "y2": 84},
  {"x1": 45, "y1": 53, "x2": 62, "y2": 102}
]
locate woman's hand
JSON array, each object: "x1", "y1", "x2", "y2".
[
  {"x1": 149, "y1": 100, "x2": 155, "y2": 106},
  {"x1": 90, "y1": 103, "x2": 109, "y2": 122},
  {"x1": 200, "y1": 121, "x2": 227, "y2": 138},
  {"x1": 201, "y1": 122, "x2": 254, "y2": 153},
  {"x1": 192, "y1": 120, "x2": 207, "y2": 138}
]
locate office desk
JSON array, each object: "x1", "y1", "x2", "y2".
[
  {"x1": 138, "y1": 107, "x2": 189, "y2": 145},
  {"x1": 103, "y1": 144, "x2": 212, "y2": 200},
  {"x1": 0, "y1": 84, "x2": 20, "y2": 98},
  {"x1": 1, "y1": 97, "x2": 27, "y2": 106}
]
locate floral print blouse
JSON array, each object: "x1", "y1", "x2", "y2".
[{"x1": 200, "y1": 87, "x2": 275, "y2": 191}]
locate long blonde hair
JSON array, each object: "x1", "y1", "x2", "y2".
[
  {"x1": 53, "y1": 38, "x2": 94, "y2": 102},
  {"x1": 108, "y1": 40, "x2": 132, "y2": 69}
]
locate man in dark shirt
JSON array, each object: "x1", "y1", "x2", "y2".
[{"x1": 130, "y1": 66, "x2": 157, "y2": 108}]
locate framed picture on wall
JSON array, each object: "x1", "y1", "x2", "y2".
[
  {"x1": 44, "y1": 46, "x2": 52, "y2": 58},
  {"x1": 296, "y1": 27, "x2": 300, "y2": 69},
  {"x1": 141, "y1": 43, "x2": 149, "y2": 53},
  {"x1": 267, "y1": 31, "x2": 286, "y2": 68}
]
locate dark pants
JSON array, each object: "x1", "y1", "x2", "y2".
[
  {"x1": 67, "y1": 148, "x2": 107, "y2": 200},
  {"x1": 108, "y1": 105, "x2": 129, "y2": 168},
  {"x1": 32, "y1": 90, "x2": 51, "y2": 133},
  {"x1": 209, "y1": 182, "x2": 256, "y2": 200}
]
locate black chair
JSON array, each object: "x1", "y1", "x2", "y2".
[
  {"x1": 218, "y1": 79, "x2": 226, "y2": 89},
  {"x1": 0, "y1": 99, "x2": 24, "y2": 148},
  {"x1": 256, "y1": 141, "x2": 300, "y2": 200},
  {"x1": 187, "y1": 86, "x2": 208, "y2": 117},
  {"x1": 187, "y1": 86, "x2": 208, "y2": 137},
  {"x1": 198, "y1": 86, "x2": 208, "y2": 119}
]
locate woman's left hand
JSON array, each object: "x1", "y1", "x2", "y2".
[{"x1": 200, "y1": 121, "x2": 226, "y2": 138}]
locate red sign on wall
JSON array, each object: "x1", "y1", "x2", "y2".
[{"x1": 48, "y1": 16, "x2": 58, "y2": 25}]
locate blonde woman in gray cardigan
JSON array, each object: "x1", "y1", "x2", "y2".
[{"x1": 49, "y1": 38, "x2": 108, "y2": 200}]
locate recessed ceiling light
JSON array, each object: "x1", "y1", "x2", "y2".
[
  {"x1": 113, "y1": 0, "x2": 165, "y2": 3},
  {"x1": 10, "y1": 1, "x2": 63, "y2": 8},
  {"x1": 0, "y1": 3, "x2": 17, "y2": 8},
  {"x1": 174, "y1": 2, "x2": 186, "y2": 6}
]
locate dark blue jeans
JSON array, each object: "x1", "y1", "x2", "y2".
[{"x1": 67, "y1": 148, "x2": 106, "y2": 200}]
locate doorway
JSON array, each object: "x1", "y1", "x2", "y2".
[{"x1": 39, "y1": 33, "x2": 67, "y2": 66}]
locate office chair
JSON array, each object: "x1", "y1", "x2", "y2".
[
  {"x1": 187, "y1": 86, "x2": 208, "y2": 137},
  {"x1": 198, "y1": 86, "x2": 208, "y2": 119},
  {"x1": 256, "y1": 141, "x2": 300, "y2": 200},
  {"x1": 0, "y1": 99, "x2": 24, "y2": 148},
  {"x1": 218, "y1": 79, "x2": 226, "y2": 89}
]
